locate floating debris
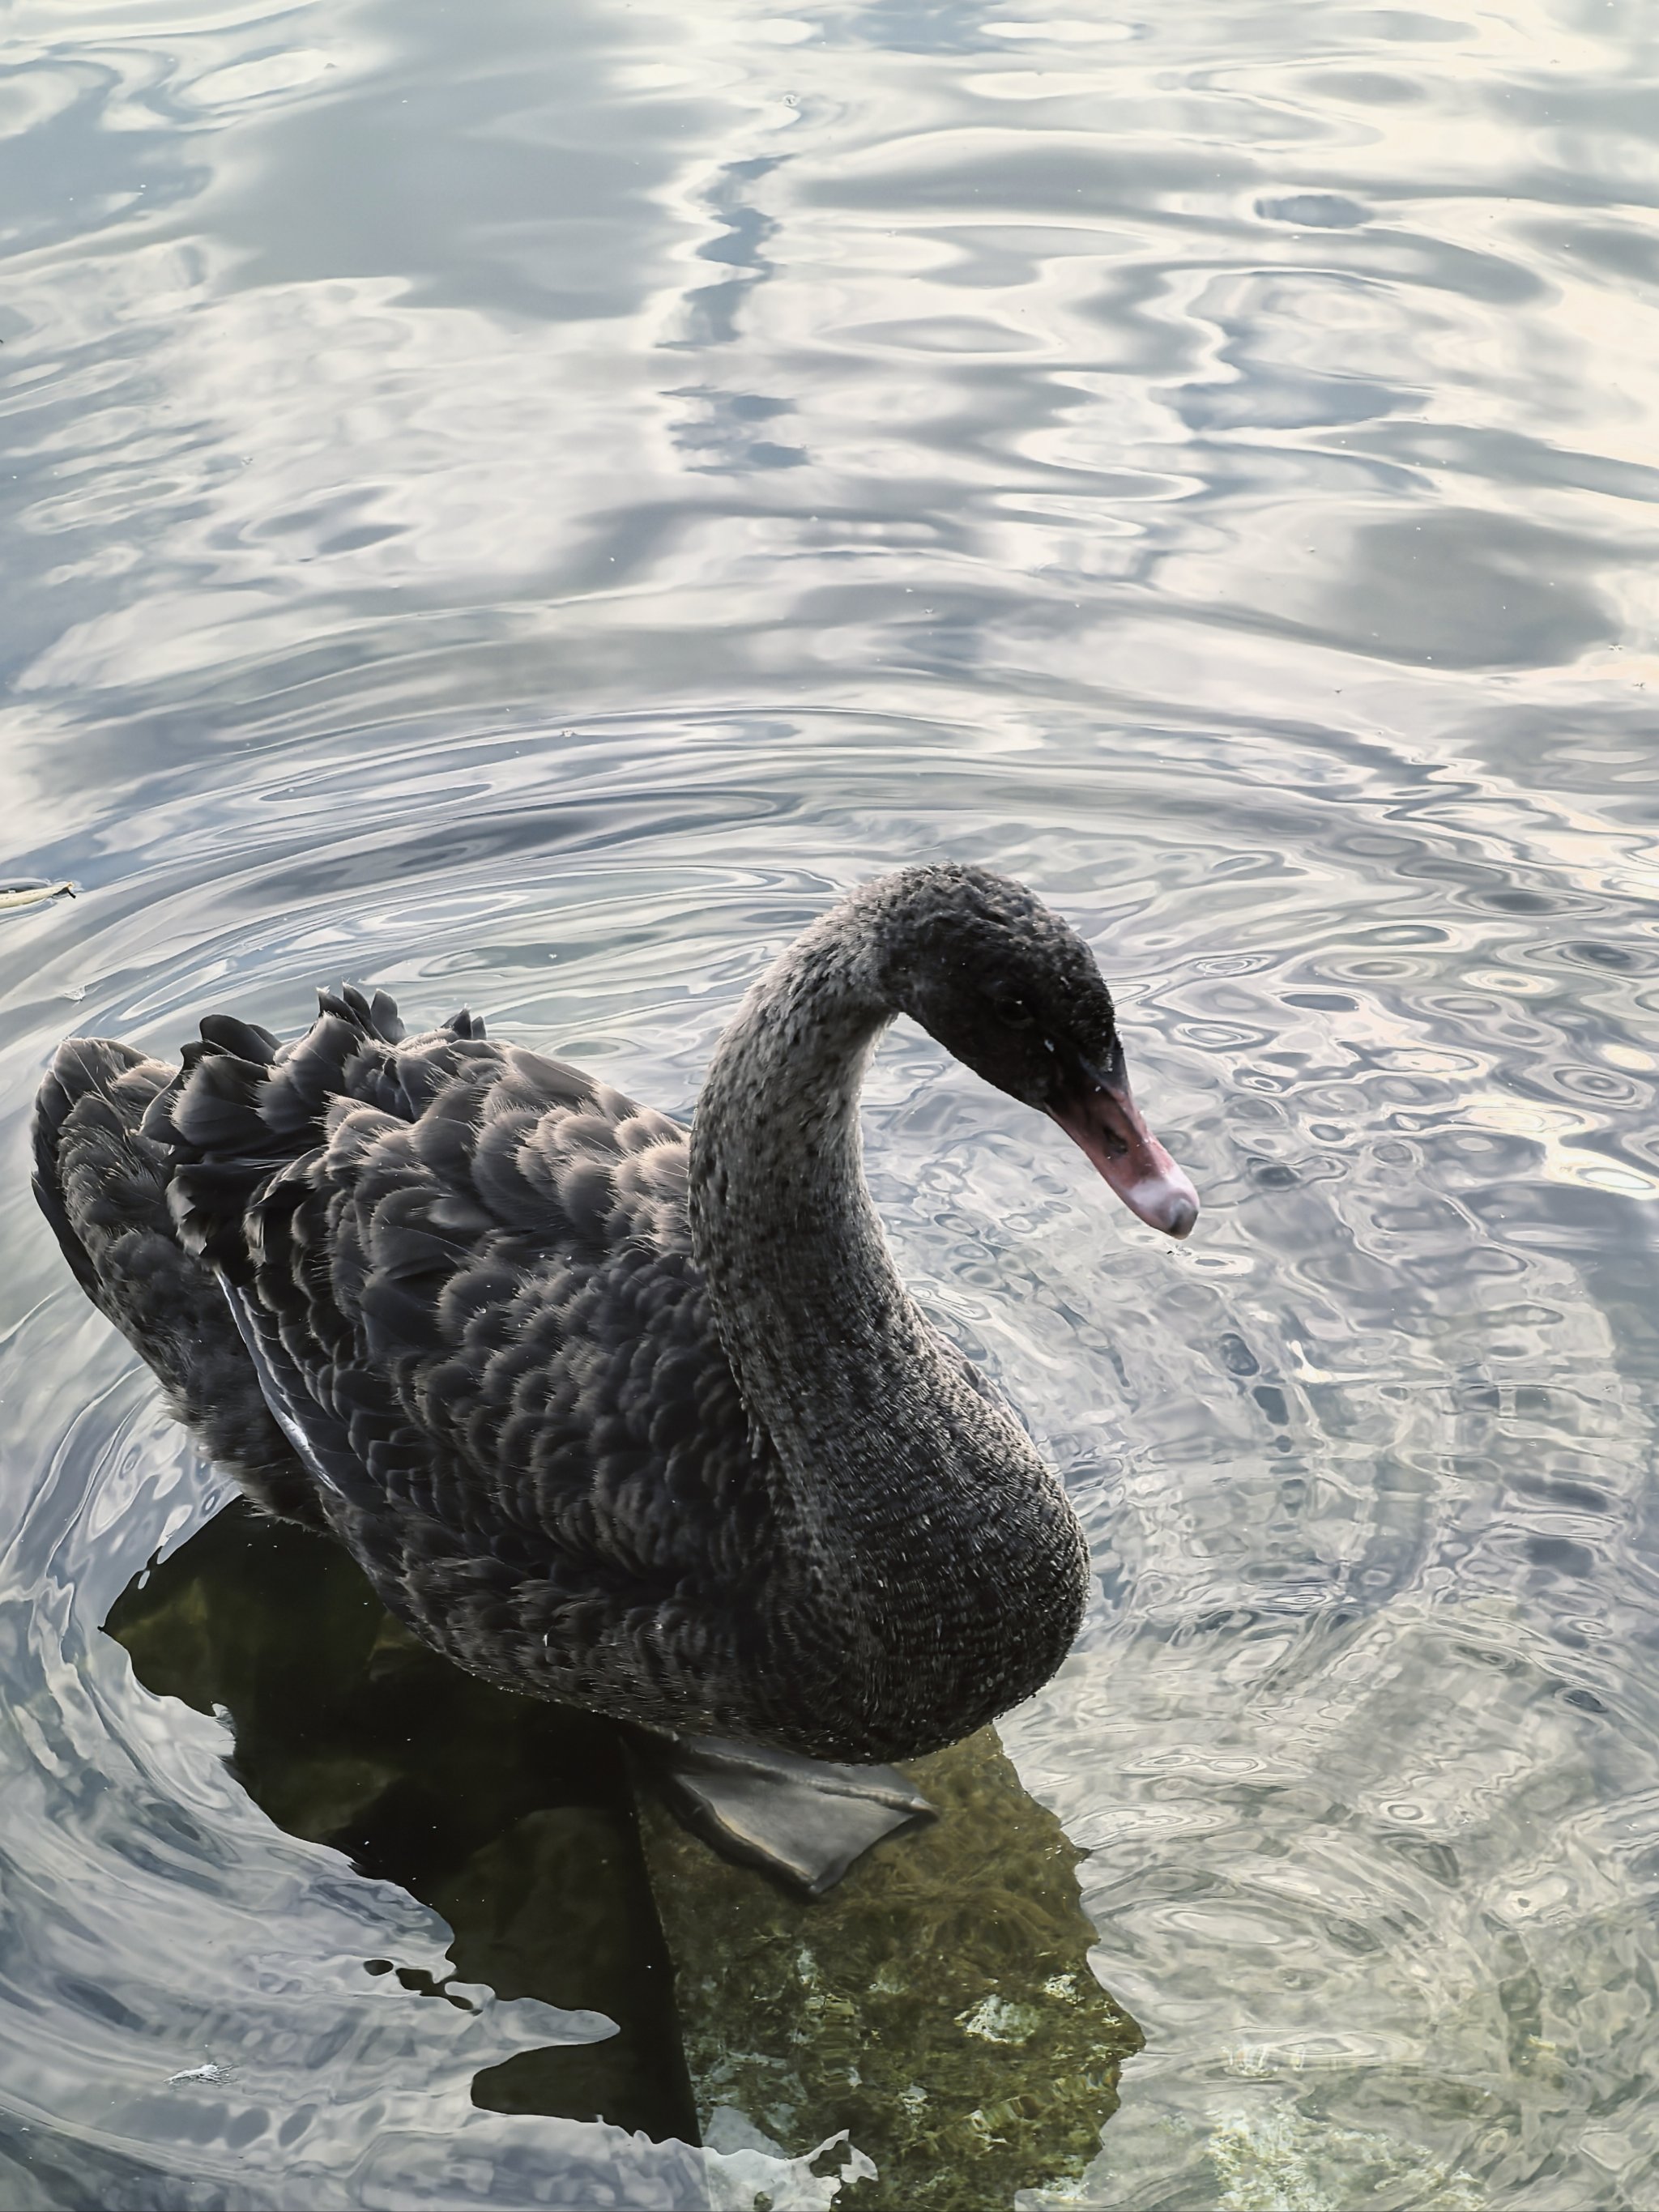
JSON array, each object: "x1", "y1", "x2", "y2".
[
  {"x1": 167, "y1": 2061, "x2": 234, "y2": 2087},
  {"x1": 0, "y1": 879, "x2": 75, "y2": 914}
]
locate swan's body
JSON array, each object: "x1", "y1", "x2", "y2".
[{"x1": 34, "y1": 866, "x2": 1196, "y2": 1785}]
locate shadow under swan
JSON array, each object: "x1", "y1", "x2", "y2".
[{"x1": 109, "y1": 1502, "x2": 1141, "y2": 2206}]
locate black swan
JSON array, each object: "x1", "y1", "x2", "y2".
[{"x1": 34, "y1": 864, "x2": 1196, "y2": 1890}]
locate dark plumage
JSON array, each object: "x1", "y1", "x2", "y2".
[{"x1": 32, "y1": 865, "x2": 1198, "y2": 1769}]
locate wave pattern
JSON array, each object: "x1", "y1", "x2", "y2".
[{"x1": 4, "y1": 0, "x2": 1659, "y2": 2203}]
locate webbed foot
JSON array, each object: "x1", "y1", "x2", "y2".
[{"x1": 633, "y1": 1734, "x2": 936, "y2": 1897}]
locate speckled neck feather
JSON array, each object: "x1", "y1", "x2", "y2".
[{"x1": 690, "y1": 885, "x2": 1086, "y2": 1742}]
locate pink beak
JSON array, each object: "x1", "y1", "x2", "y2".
[{"x1": 1048, "y1": 1070, "x2": 1199, "y2": 1239}]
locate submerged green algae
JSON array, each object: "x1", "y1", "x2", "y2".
[{"x1": 642, "y1": 1726, "x2": 1141, "y2": 2210}]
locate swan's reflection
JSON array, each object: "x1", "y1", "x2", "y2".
[
  {"x1": 108, "y1": 1500, "x2": 698, "y2": 2143},
  {"x1": 109, "y1": 1501, "x2": 1142, "y2": 2202}
]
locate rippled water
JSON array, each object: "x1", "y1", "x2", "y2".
[{"x1": 6, "y1": 0, "x2": 1659, "y2": 2204}]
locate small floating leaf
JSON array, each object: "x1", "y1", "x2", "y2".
[{"x1": 0, "y1": 878, "x2": 75, "y2": 913}]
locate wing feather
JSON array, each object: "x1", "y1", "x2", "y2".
[{"x1": 146, "y1": 987, "x2": 786, "y2": 1733}]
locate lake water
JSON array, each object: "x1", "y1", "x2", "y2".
[{"x1": 4, "y1": 0, "x2": 1659, "y2": 2205}]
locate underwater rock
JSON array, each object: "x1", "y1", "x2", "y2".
[{"x1": 640, "y1": 1725, "x2": 1141, "y2": 2211}]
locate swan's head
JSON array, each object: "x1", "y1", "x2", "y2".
[{"x1": 872, "y1": 864, "x2": 1199, "y2": 1240}]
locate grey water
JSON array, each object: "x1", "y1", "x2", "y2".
[{"x1": 3, "y1": 0, "x2": 1659, "y2": 2204}]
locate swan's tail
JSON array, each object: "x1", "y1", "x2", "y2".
[
  {"x1": 139, "y1": 986, "x2": 490, "y2": 1269},
  {"x1": 32, "y1": 1034, "x2": 325, "y2": 1526}
]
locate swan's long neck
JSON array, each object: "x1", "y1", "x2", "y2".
[{"x1": 688, "y1": 896, "x2": 1085, "y2": 1755}]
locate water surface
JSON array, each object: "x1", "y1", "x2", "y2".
[{"x1": 5, "y1": 0, "x2": 1659, "y2": 2205}]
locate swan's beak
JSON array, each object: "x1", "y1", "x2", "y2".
[{"x1": 1048, "y1": 1062, "x2": 1199, "y2": 1239}]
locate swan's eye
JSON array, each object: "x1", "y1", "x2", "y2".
[{"x1": 989, "y1": 989, "x2": 1036, "y2": 1029}]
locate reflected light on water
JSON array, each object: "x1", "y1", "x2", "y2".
[{"x1": 4, "y1": 0, "x2": 1659, "y2": 2204}]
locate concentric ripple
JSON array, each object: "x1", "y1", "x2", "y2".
[{"x1": 5, "y1": 0, "x2": 1659, "y2": 2205}]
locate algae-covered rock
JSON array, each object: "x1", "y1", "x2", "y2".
[{"x1": 642, "y1": 1727, "x2": 1141, "y2": 2211}]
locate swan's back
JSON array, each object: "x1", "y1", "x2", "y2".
[{"x1": 38, "y1": 991, "x2": 795, "y2": 1743}]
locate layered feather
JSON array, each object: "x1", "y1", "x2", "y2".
[{"x1": 38, "y1": 990, "x2": 801, "y2": 1747}]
